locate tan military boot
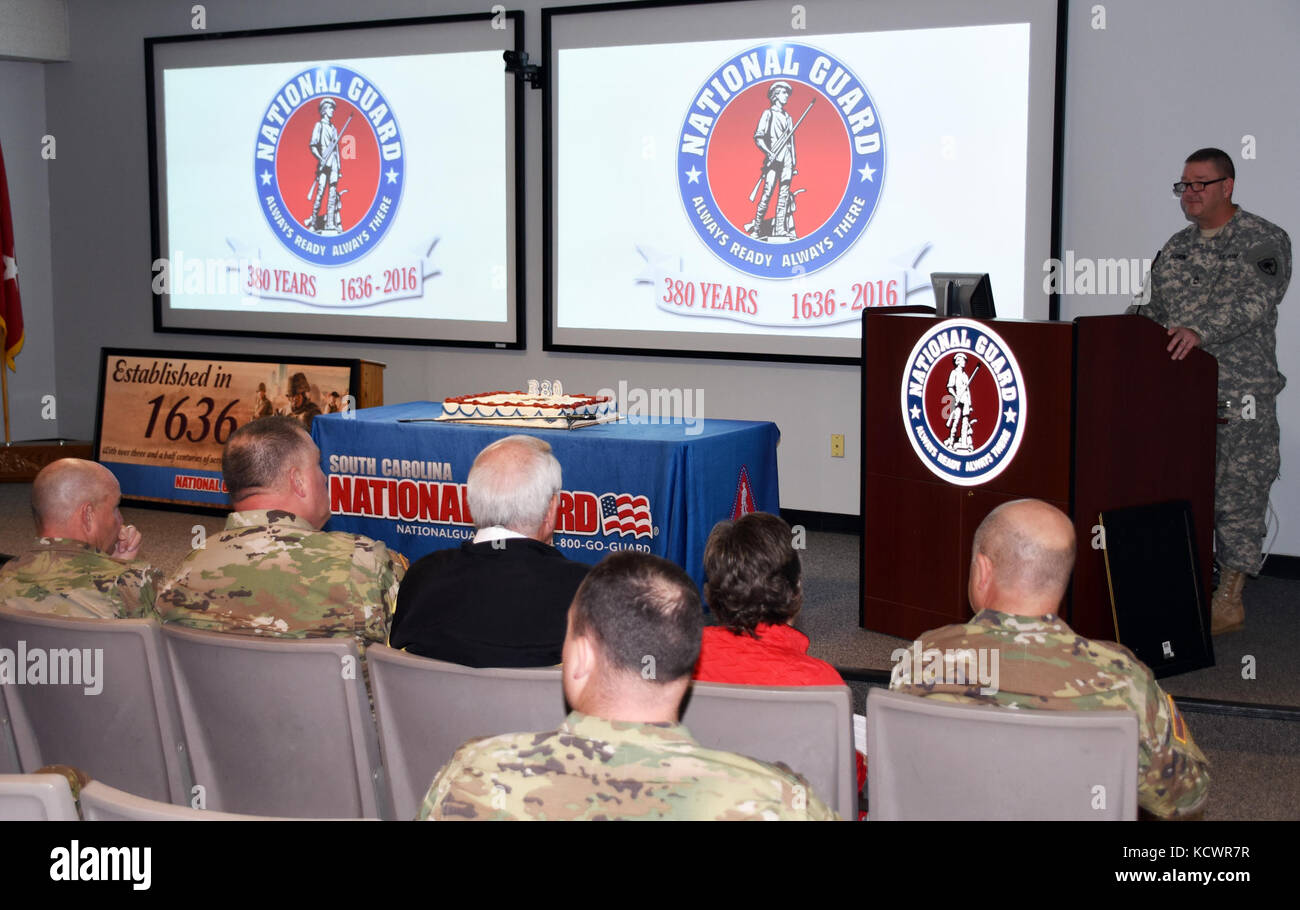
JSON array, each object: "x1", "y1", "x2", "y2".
[{"x1": 1210, "y1": 568, "x2": 1246, "y2": 635}]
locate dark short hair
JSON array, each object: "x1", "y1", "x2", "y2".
[
  {"x1": 1186, "y1": 147, "x2": 1235, "y2": 180},
  {"x1": 571, "y1": 552, "x2": 702, "y2": 683},
  {"x1": 703, "y1": 513, "x2": 802, "y2": 636},
  {"x1": 222, "y1": 415, "x2": 312, "y2": 500}
]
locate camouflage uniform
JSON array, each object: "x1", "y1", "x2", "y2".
[
  {"x1": 157, "y1": 509, "x2": 404, "y2": 650},
  {"x1": 418, "y1": 710, "x2": 839, "y2": 821},
  {"x1": 890, "y1": 609, "x2": 1210, "y2": 819},
  {"x1": 1130, "y1": 208, "x2": 1291, "y2": 573},
  {"x1": 0, "y1": 538, "x2": 161, "y2": 619}
]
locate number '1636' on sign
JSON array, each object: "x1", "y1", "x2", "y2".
[{"x1": 143, "y1": 396, "x2": 241, "y2": 444}]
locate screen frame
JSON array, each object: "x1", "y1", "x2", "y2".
[
  {"x1": 145, "y1": 12, "x2": 527, "y2": 350},
  {"x1": 542, "y1": 0, "x2": 1067, "y2": 365}
]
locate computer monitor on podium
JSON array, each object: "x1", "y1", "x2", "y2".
[{"x1": 931, "y1": 273, "x2": 996, "y2": 319}]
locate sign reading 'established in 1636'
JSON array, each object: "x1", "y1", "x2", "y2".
[{"x1": 95, "y1": 349, "x2": 360, "y2": 509}]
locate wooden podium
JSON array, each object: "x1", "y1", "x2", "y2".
[{"x1": 860, "y1": 312, "x2": 1217, "y2": 642}]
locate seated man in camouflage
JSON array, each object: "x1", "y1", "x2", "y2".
[
  {"x1": 158, "y1": 416, "x2": 405, "y2": 652},
  {"x1": 890, "y1": 499, "x2": 1209, "y2": 819},
  {"x1": 0, "y1": 458, "x2": 161, "y2": 618},
  {"x1": 419, "y1": 551, "x2": 837, "y2": 821}
]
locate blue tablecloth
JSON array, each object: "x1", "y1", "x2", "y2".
[{"x1": 312, "y1": 402, "x2": 780, "y2": 589}]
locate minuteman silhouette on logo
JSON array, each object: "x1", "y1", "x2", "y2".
[
  {"x1": 307, "y1": 97, "x2": 346, "y2": 234},
  {"x1": 745, "y1": 81, "x2": 811, "y2": 242},
  {"x1": 944, "y1": 352, "x2": 977, "y2": 453}
]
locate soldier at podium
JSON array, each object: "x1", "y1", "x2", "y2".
[{"x1": 1129, "y1": 147, "x2": 1292, "y2": 636}]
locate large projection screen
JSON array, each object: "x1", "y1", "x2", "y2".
[
  {"x1": 544, "y1": 0, "x2": 1062, "y2": 363},
  {"x1": 147, "y1": 13, "x2": 525, "y2": 348}
]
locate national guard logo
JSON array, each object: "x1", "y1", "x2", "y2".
[
  {"x1": 677, "y1": 43, "x2": 885, "y2": 280},
  {"x1": 901, "y1": 319, "x2": 1027, "y2": 486},
  {"x1": 253, "y1": 65, "x2": 404, "y2": 267}
]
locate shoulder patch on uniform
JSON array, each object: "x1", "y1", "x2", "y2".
[
  {"x1": 1167, "y1": 693, "x2": 1188, "y2": 744},
  {"x1": 1246, "y1": 241, "x2": 1282, "y2": 279}
]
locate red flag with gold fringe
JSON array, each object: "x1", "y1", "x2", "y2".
[{"x1": 0, "y1": 139, "x2": 25, "y2": 372}]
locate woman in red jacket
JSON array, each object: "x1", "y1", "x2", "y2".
[
  {"x1": 694, "y1": 512, "x2": 843, "y2": 685},
  {"x1": 693, "y1": 512, "x2": 866, "y2": 804}
]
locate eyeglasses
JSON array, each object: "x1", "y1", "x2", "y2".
[{"x1": 1173, "y1": 177, "x2": 1228, "y2": 196}]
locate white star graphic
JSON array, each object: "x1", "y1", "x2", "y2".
[
  {"x1": 2, "y1": 255, "x2": 16, "y2": 282},
  {"x1": 260, "y1": 170, "x2": 273, "y2": 186},
  {"x1": 910, "y1": 405, "x2": 921, "y2": 420},
  {"x1": 386, "y1": 168, "x2": 400, "y2": 184},
  {"x1": 858, "y1": 163, "x2": 876, "y2": 182},
  {"x1": 685, "y1": 166, "x2": 702, "y2": 184},
  {"x1": 1004, "y1": 407, "x2": 1017, "y2": 423}
]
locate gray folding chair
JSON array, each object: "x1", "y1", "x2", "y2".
[
  {"x1": 681, "y1": 681, "x2": 855, "y2": 820},
  {"x1": 0, "y1": 687, "x2": 20, "y2": 774},
  {"x1": 366, "y1": 644, "x2": 566, "y2": 820},
  {"x1": 0, "y1": 773, "x2": 80, "y2": 820},
  {"x1": 867, "y1": 687, "x2": 1139, "y2": 820},
  {"x1": 0, "y1": 605, "x2": 192, "y2": 803},
  {"x1": 77, "y1": 779, "x2": 366, "y2": 821},
  {"x1": 161, "y1": 625, "x2": 389, "y2": 819}
]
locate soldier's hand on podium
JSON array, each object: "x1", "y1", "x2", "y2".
[{"x1": 1166, "y1": 326, "x2": 1202, "y2": 361}]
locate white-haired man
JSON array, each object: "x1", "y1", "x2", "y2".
[{"x1": 390, "y1": 435, "x2": 590, "y2": 667}]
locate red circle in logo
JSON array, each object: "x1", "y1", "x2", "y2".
[
  {"x1": 706, "y1": 81, "x2": 850, "y2": 238},
  {"x1": 923, "y1": 352, "x2": 1000, "y2": 453},
  {"x1": 275, "y1": 98, "x2": 381, "y2": 234}
]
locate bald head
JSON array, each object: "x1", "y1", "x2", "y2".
[
  {"x1": 466, "y1": 435, "x2": 561, "y2": 538},
  {"x1": 32, "y1": 459, "x2": 123, "y2": 551},
  {"x1": 969, "y1": 499, "x2": 1076, "y2": 615}
]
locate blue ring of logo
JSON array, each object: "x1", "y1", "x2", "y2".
[
  {"x1": 900, "y1": 319, "x2": 1027, "y2": 487},
  {"x1": 677, "y1": 43, "x2": 885, "y2": 280},
  {"x1": 253, "y1": 65, "x2": 404, "y2": 268}
]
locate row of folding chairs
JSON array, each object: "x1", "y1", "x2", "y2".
[
  {"x1": 0, "y1": 604, "x2": 857, "y2": 819},
  {"x1": 0, "y1": 773, "x2": 310, "y2": 820},
  {"x1": 1, "y1": 603, "x2": 1138, "y2": 820}
]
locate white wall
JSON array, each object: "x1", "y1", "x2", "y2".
[
  {"x1": 0, "y1": 59, "x2": 59, "y2": 441},
  {"x1": 0, "y1": 0, "x2": 68, "y2": 61},
  {"x1": 24, "y1": 0, "x2": 1300, "y2": 552}
]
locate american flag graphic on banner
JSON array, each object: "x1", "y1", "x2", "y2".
[{"x1": 600, "y1": 493, "x2": 653, "y2": 538}]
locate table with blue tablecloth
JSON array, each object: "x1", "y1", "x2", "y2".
[{"x1": 311, "y1": 402, "x2": 780, "y2": 589}]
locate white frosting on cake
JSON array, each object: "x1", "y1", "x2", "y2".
[{"x1": 439, "y1": 391, "x2": 614, "y2": 424}]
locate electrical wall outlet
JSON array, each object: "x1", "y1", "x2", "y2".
[{"x1": 831, "y1": 434, "x2": 844, "y2": 457}]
